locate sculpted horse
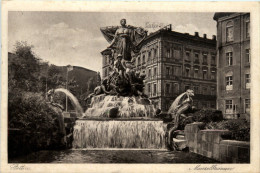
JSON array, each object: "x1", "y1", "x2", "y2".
[{"x1": 166, "y1": 89, "x2": 194, "y2": 150}]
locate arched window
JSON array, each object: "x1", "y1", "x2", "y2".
[{"x1": 226, "y1": 21, "x2": 234, "y2": 42}]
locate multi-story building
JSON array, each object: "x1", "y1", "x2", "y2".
[
  {"x1": 214, "y1": 13, "x2": 250, "y2": 120},
  {"x1": 101, "y1": 25, "x2": 217, "y2": 112}
]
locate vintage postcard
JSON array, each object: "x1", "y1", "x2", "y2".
[{"x1": 1, "y1": 1, "x2": 260, "y2": 173}]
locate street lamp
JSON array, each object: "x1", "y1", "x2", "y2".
[{"x1": 66, "y1": 65, "x2": 73, "y2": 112}]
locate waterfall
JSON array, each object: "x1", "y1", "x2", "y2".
[
  {"x1": 73, "y1": 119, "x2": 166, "y2": 149},
  {"x1": 54, "y1": 88, "x2": 84, "y2": 116}
]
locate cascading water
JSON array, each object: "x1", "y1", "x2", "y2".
[
  {"x1": 53, "y1": 88, "x2": 84, "y2": 117},
  {"x1": 73, "y1": 119, "x2": 166, "y2": 149},
  {"x1": 72, "y1": 94, "x2": 167, "y2": 149},
  {"x1": 84, "y1": 94, "x2": 156, "y2": 118}
]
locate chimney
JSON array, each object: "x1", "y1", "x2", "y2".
[
  {"x1": 195, "y1": 32, "x2": 199, "y2": 37},
  {"x1": 212, "y1": 35, "x2": 216, "y2": 40},
  {"x1": 203, "y1": 34, "x2": 207, "y2": 39}
]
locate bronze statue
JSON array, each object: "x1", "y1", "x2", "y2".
[
  {"x1": 101, "y1": 19, "x2": 147, "y2": 62},
  {"x1": 87, "y1": 19, "x2": 148, "y2": 98}
]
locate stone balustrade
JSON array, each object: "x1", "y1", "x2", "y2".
[{"x1": 184, "y1": 122, "x2": 250, "y2": 163}]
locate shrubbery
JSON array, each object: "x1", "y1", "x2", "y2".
[
  {"x1": 205, "y1": 119, "x2": 250, "y2": 141},
  {"x1": 8, "y1": 42, "x2": 69, "y2": 157},
  {"x1": 8, "y1": 91, "x2": 65, "y2": 157},
  {"x1": 178, "y1": 109, "x2": 224, "y2": 129}
]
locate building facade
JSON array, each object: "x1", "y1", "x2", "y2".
[
  {"x1": 101, "y1": 25, "x2": 217, "y2": 112},
  {"x1": 214, "y1": 13, "x2": 250, "y2": 120}
]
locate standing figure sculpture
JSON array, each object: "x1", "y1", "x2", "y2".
[
  {"x1": 97, "y1": 19, "x2": 147, "y2": 97},
  {"x1": 166, "y1": 89, "x2": 194, "y2": 150},
  {"x1": 101, "y1": 19, "x2": 147, "y2": 63}
]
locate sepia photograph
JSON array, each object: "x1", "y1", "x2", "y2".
[{"x1": 1, "y1": 1, "x2": 260, "y2": 173}]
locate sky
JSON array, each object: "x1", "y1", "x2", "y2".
[{"x1": 8, "y1": 12, "x2": 216, "y2": 73}]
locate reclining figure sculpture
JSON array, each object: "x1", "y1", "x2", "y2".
[{"x1": 166, "y1": 89, "x2": 195, "y2": 150}]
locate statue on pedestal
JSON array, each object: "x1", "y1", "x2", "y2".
[{"x1": 88, "y1": 19, "x2": 148, "y2": 97}]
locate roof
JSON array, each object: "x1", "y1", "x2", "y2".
[
  {"x1": 139, "y1": 27, "x2": 216, "y2": 47},
  {"x1": 213, "y1": 13, "x2": 236, "y2": 21}
]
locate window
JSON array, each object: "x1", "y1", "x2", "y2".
[
  {"x1": 154, "y1": 67, "x2": 157, "y2": 77},
  {"x1": 185, "y1": 85, "x2": 190, "y2": 91},
  {"x1": 166, "y1": 67, "x2": 170, "y2": 76},
  {"x1": 194, "y1": 53, "x2": 199, "y2": 62},
  {"x1": 202, "y1": 70, "x2": 207, "y2": 79},
  {"x1": 226, "y1": 21, "x2": 234, "y2": 42},
  {"x1": 185, "y1": 51, "x2": 190, "y2": 60},
  {"x1": 166, "y1": 49, "x2": 170, "y2": 58},
  {"x1": 211, "y1": 55, "x2": 216, "y2": 65},
  {"x1": 174, "y1": 66, "x2": 180, "y2": 76},
  {"x1": 185, "y1": 68, "x2": 190, "y2": 77},
  {"x1": 202, "y1": 87, "x2": 207, "y2": 95},
  {"x1": 225, "y1": 100, "x2": 233, "y2": 114},
  {"x1": 148, "y1": 83, "x2": 151, "y2": 93},
  {"x1": 193, "y1": 86, "x2": 199, "y2": 94},
  {"x1": 138, "y1": 57, "x2": 141, "y2": 65},
  {"x1": 211, "y1": 70, "x2": 216, "y2": 80},
  {"x1": 203, "y1": 54, "x2": 208, "y2": 64},
  {"x1": 226, "y1": 52, "x2": 233, "y2": 66},
  {"x1": 154, "y1": 49, "x2": 157, "y2": 59},
  {"x1": 148, "y1": 51, "x2": 151, "y2": 59},
  {"x1": 245, "y1": 99, "x2": 250, "y2": 113},
  {"x1": 211, "y1": 102, "x2": 216, "y2": 109},
  {"x1": 165, "y1": 100, "x2": 171, "y2": 110},
  {"x1": 245, "y1": 73, "x2": 250, "y2": 89},
  {"x1": 153, "y1": 83, "x2": 157, "y2": 96},
  {"x1": 246, "y1": 49, "x2": 250, "y2": 63},
  {"x1": 174, "y1": 49, "x2": 180, "y2": 59},
  {"x1": 194, "y1": 68, "x2": 199, "y2": 78},
  {"x1": 104, "y1": 69, "x2": 107, "y2": 77},
  {"x1": 142, "y1": 55, "x2": 145, "y2": 64},
  {"x1": 173, "y1": 83, "x2": 179, "y2": 93},
  {"x1": 246, "y1": 17, "x2": 250, "y2": 38},
  {"x1": 211, "y1": 87, "x2": 216, "y2": 95},
  {"x1": 148, "y1": 69, "x2": 151, "y2": 77},
  {"x1": 166, "y1": 83, "x2": 170, "y2": 94},
  {"x1": 226, "y1": 75, "x2": 233, "y2": 90}
]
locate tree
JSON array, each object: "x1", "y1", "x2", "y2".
[{"x1": 9, "y1": 41, "x2": 42, "y2": 92}]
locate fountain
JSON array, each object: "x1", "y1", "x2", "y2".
[
  {"x1": 47, "y1": 19, "x2": 195, "y2": 150},
  {"x1": 72, "y1": 19, "x2": 167, "y2": 149}
]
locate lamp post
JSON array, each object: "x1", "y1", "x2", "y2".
[{"x1": 66, "y1": 65, "x2": 73, "y2": 112}]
